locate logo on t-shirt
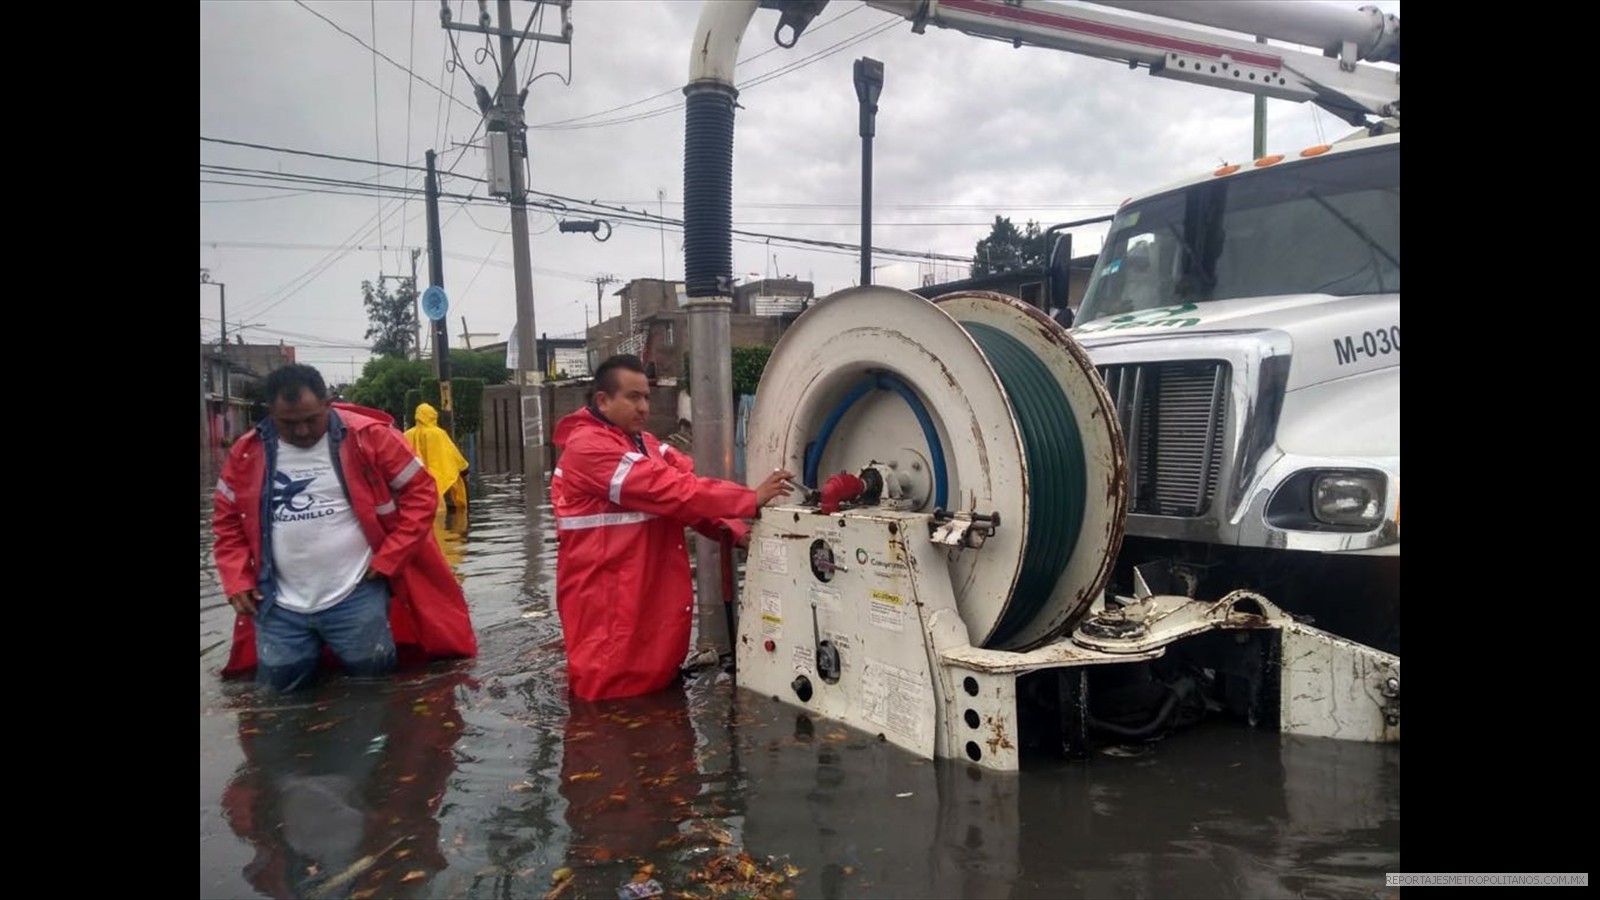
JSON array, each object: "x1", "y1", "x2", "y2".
[
  {"x1": 272, "y1": 470, "x2": 335, "y2": 522},
  {"x1": 272, "y1": 471, "x2": 315, "y2": 512}
]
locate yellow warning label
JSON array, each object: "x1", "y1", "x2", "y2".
[{"x1": 870, "y1": 590, "x2": 902, "y2": 605}]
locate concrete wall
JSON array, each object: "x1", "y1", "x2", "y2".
[
  {"x1": 642, "y1": 313, "x2": 787, "y2": 380},
  {"x1": 479, "y1": 381, "x2": 684, "y2": 475}
]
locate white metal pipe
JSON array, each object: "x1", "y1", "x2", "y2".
[
  {"x1": 689, "y1": 0, "x2": 760, "y2": 85},
  {"x1": 1083, "y1": 0, "x2": 1398, "y2": 63}
]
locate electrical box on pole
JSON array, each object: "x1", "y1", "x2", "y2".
[{"x1": 485, "y1": 132, "x2": 513, "y2": 198}]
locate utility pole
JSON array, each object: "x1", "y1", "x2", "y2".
[
  {"x1": 444, "y1": 0, "x2": 571, "y2": 477},
  {"x1": 200, "y1": 330, "x2": 208, "y2": 468},
  {"x1": 218, "y1": 280, "x2": 229, "y2": 437},
  {"x1": 424, "y1": 149, "x2": 453, "y2": 433},
  {"x1": 498, "y1": 0, "x2": 543, "y2": 478},
  {"x1": 592, "y1": 274, "x2": 617, "y2": 333},
  {"x1": 411, "y1": 247, "x2": 423, "y2": 360},
  {"x1": 200, "y1": 269, "x2": 229, "y2": 439}
]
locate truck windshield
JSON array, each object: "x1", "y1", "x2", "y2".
[{"x1": 1077, "y1": 143, "x2": 1399, "y2": 325}]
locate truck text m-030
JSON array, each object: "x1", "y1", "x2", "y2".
[{"x1": 1335, "y1": 326, "x2": 1400, "y2": 366}]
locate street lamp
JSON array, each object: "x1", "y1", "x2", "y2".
[{"x1": 854, "y1": 57, "x2": 884, "y2": 287}]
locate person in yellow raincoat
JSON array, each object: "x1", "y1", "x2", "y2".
[{"x1": 403, "y1": 403, "x2": 470, "y2": 512}]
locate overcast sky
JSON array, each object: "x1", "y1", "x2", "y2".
[{"x1": 199, "y1": 0, "x2": 1399, "y2": 381}]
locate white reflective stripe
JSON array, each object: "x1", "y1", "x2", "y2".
[
  {"x1": 609, "y1": 451, "x2": 645, "y2": 505},
  {"x1": 375, "y1": 500, "x2": 397, "y2": 515},
  {"x1": 215, "y1": 479, "x2": 236, "y2": 503},
  {"x1": 556, "y1": 510, "x2": 657, "y2": 530},
  {"x1": 390, "y1": 458, "x2": 423, "y2": 489},
  {"x1": 659, "y1": 444, "x2": 672, "y2": 458},
  {"x1": 552, "y1": 467, "x2": 565, "y2": 478}
]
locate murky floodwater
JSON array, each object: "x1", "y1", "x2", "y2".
[{"x1": 200, "y1": 474, "x2": 1399, "y2": 900}]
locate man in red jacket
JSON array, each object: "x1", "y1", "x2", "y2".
[
  {"x1": 552, "y1": 354, "x2": 792, "y2": 701},
  {"x1": 212, "y1": 364, "x2": 477, "y2": 692}
]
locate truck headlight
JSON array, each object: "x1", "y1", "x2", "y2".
[{"x1": 1313, "y1": 473, "x2": 1384, "y2": 527}]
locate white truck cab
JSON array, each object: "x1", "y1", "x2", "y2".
[{"x1": 1072, "y1": 128, "x2": 1398, "y2": 649}]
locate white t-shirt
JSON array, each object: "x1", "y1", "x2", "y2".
[{"x1": 269, "y1": 434, "x2": 374, "y2": 613}]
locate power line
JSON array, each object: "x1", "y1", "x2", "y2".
[
  {"x1": 292, "y1": 0, "x2": 477, "y2": 115},
  {"x1": 459, "y1": 203, "x2": 515, "y2": 235},
  {"x1": 402, "y1": 0, "x2": 418, "y2": 254},
  {"x1": 536, "y1": 16, "x2": 903, "y2": 132},
  {"x1": 737, "y1": 221, "x2": 1102, "y2": 227},
  {"x1": 199, "y1": 239, "x2": 596, "y2": 283},
  {"x1": 198, "y1": 157, "x2": 425, "y2": 204},
  {"x1": 200, "y1": 136, "x2": 485, "y2": 183},
  {"x1": 515, "y1": 183, "x2": 976, "y2": 263},
  {"x1": 201, "y1": 150, "x2": 980, "y2": 264},
  {"x1": 200, "y1": 163, "x2": 426, "y2": 194},
  {"x1": 530, "y1": 5, "x2": 864, "y2": 128},
  {"x1": 200, "y1": 177, "x2": 411, "y2": 203},
  {"x1": 520, "y1": 1, "x2": 572, "y2": 91},
  {"x1": 454, "y1": 232, "x2": 507, "y2": 315},
  {"x1": 440, "y1": 1, "x2": 494, "y2": 102},
  {"x1": 226, "y1": 187, "x2": 429, "y2": 321},
  {"x1": 208, "y1": 168, "x2": 1039, "y2": 227},
  {"x1": 201, "y1": 239, "x2": 428, "y2": 254},
  {"x1": 435, "y1": 2, "x2": 462, "y2": 153},
  {"x1": 513, "y1": 0, "x2": 544, "y2": 93},
  {"x1": 203, "y1": 169, "x2": 974, "y2": 265},
  {"x1": 370, "y1": 0, "x2": 386, "y2": 272},
  {"x1": 201, "y1": 317, "x2": 373, "y2": 351},
  {"x1": 602, "y1": 200, "x2": 1122, "y2": 211},
  {"x1": 201, "y1": 141, "x2": 1116, "y2": 217}
]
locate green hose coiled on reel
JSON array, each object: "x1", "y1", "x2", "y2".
[{"x1": 962, "y1": 321, "x2": 1088, "y2": 647}]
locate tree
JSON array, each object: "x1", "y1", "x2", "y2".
[
  {"x1": 447, "y1": 348, "x2": 510, "y2": 386},
  {"x1": 682, "y1": 346, "x2": 773, "y2": 398},
  {"x1": 346, "y1": 355, "x2": 432, "y2": 423},
  {"x1": 362, "y1": 278, "x2": 419, "y2": 358},
  {"x1": 731, "y1": 345, "x2": 772, "y2": 396},
  {"x1": 971, "y1": 216, "x2": 1047, "y2": 277}
]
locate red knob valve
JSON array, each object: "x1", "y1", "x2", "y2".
[{"x1": 820, "y1": 472, "x2": 866, "y2": 514}]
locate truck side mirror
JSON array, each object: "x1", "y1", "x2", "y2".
[{"x1": 1048, "y1": 233, "x2": 1072, "y2": 314}]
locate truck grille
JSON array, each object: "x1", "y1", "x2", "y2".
[{"x1": 1096, "y1": 361, "x2": 1229, "y2": 517}]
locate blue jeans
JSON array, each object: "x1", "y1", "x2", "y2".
[{"x1": 255, "y1": 577, "x2": 397, "y2": 692}]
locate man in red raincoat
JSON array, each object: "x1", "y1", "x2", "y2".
[
  {"x1": 212, "y1": 364, "x2": 477, "y2": 691},
  {"x1": 552, "y1": 354, "x2": 792, "y2": 701}
]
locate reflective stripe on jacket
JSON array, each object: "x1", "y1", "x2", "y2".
[
  {"x1": 551, "y1": 408, "x2": 754, "y2": 700},
  {"x1": 212, "y1": 402, "x2": 477, "y2": 676}
]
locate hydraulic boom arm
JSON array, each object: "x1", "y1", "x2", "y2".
[{"x1": 767, "y1": 0, "x2": 1399, "y2": 125}]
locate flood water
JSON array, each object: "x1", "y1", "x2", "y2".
[{"x1": 200, "y1": 474, "x2": 1400, "y2": 899}]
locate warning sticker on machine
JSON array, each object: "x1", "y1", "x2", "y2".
[
  {"x1": 861, "y1": 659, "x2": 925, "y2": 739},
  {"x1": 810, "y1": 586, "x2": 841, "y2": 613},
  {"x1": 792, "y1": 643, "x2": 814, "y2": 674},
  {"x1": 758, "y1": 538, "x2": 789, "y2": 575},
  {"x1": 760, "y1": 589, "x2": 782, "y2": 640},
  {"x1": 869, "y1": 590, "x2": 905, "y2": 632}
]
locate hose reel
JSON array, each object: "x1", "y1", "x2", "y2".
[{"x1": 746, "y1": 287, "x2": 1128, "y2": 649}]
